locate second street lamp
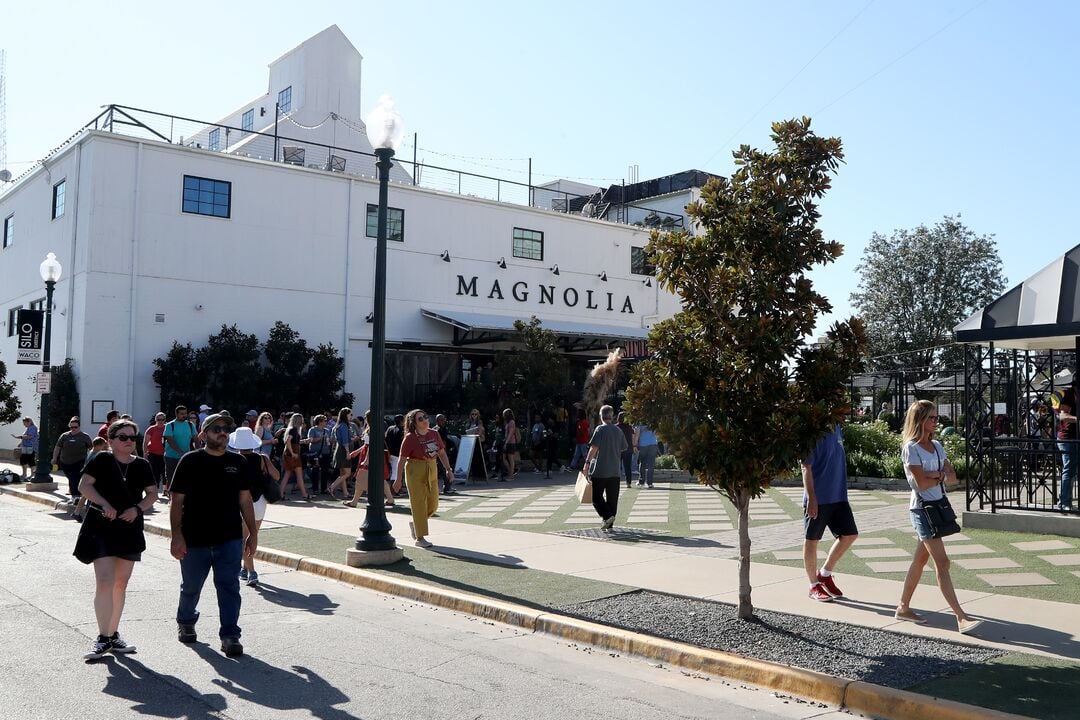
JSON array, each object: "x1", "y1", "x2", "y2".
[
  {"x1": 349, "y1": 95, "x2": 406, "y2": 565},
  {"x1": 31, "y1": 252, "x2": 62, "y2": 490}
]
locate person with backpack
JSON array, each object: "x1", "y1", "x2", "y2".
[{"x1": 162, "y1": 405, "x2": 198, "y2": 497}]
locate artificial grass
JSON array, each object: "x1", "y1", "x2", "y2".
[
  {"x1": 753, "y1": 526, "x2": 1080, "y2": 605},
  {"x1": 912, "y1": 652, "x2": 1080, "y2": 720},
  {"x1": 257, "y1": 524, "x2": 634, "y2": 609}
]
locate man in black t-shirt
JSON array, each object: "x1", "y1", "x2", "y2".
[{"x1": 169, "y1": 413, "x2": 257, "y2": 657}]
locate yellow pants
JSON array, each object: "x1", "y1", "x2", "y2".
[{"x1": 404, "y1": 458, "x2": 439, "y2": 538}]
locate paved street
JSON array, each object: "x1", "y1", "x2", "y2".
[{"x1": 0, "y1": 495, "x2": 847, "y2": 720}]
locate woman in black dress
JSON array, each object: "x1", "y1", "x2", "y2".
[{"x1": 73, "y1": 419, "x2": 158, "y2": 661}]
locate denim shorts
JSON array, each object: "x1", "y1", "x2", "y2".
[{"x1": 909, "y1": 508, "x2": 934, "y2": 541}]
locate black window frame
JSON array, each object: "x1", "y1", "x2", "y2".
[
  {"x1": 52, "y1": 179, "x2": 66, "y2": 220},
  {"x1": 181, "y1": 175, "x2": 232, "y2": 219},
  {"x1": 630, "y1": 245, "x2": 656, "y2": 276},
  {"x1": 7, "y1": 306, "x2": 20, "y2": 337},
  {"x1": 278, "y1": 86, "x2": 292, "y2": 113},
  {"x1": 512, "y1": 227, "x2": 544, "y2": 261},
  {"x1": 365, "y1": 203, "x2": 404, "y2": 242},
  {"x1": 208, "y1": 128, "x2": 221, "y2": 151},
  {"x1": 2, "y1": 214, "x2": 12, "y2": 248},
  {"x1": 29, "y1": 298, "x2": 45, "y2": 311},
  {"x1": 241, "y1": 109, "x2": 254, "y2": 135}
]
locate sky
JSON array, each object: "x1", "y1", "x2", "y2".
[{"x1": 3, "y1": 0, "x2": 1077, "y2": 337}]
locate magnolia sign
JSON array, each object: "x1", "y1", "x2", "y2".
[{"x1": 455, "y1": 275, "x2": 635, "y2": 314}]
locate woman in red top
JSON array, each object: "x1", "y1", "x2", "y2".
[
  {"x1": 343, "y1": 411, "x2": 394, "y2": 508},
  {"x1": 395, "y1": 409, "x2": 452, "y2": 548},
  {"x1": 143, "y1": 412, "x2": 167, "y2": 493}
]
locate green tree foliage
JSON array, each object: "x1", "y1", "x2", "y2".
[
  {"x1": 195, "y1": 325, "x2": 262, "y2": 414},
  {"x1": 625, "y1": 118, "x2": 867, "y2": 619},
  {"x1": 152, "y1": 342, "x2": 205, "y2": 413},
  {"x1": 301, "y1": 343, "x2": 353, "y2": 412},
  {"x1": 45, "y1": 359, "x2": 79, "y2": 448},
  {"x1": 263, "y1": 321, "x2": 313, "y2": 411},
  {"x1": 493, "y1": 317, "x2": 571, "y2": 412},
  {"x1": 0, "y1": 359, "x2": 20, "y2": 425},
  {"x1": 850, "y1": 215, "x2": 1006, "y2": 375}
]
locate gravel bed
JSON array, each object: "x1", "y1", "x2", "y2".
[{"x1": 558, "y1": 590, "x2": 1003, "y2": 689}]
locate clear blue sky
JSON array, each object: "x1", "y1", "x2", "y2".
[{"x1": 3, "y1": 1, "x2": 1076, "y2": 335}]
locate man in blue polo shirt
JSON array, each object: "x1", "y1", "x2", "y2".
[{"x1": 801, "y1": 423, "x2": 859, "y2": 602}]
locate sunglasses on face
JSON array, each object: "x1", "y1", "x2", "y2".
[
  {"x1": 112, "y1": 434, "x2": 137, "y2": 441},
  {"x1": 69, "y1": 424, "x2": 79, "y2": 428},
  {"x1": 206, "y1": 425, "x2": 232, "y2": 434},
  {"x1": 417, "y1": 415, "x2": 429, "y2": 422}
]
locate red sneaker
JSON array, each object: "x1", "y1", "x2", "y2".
[
  {"x1": 809, "y1": 583, "x2": 833, "y2": 602},
  {"x1": 817, "y1": 573, "x2": 843, "y2": 598}
]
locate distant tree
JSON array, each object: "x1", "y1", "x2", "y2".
[
  {"x1": 44, "y1": 359, "x2": 79, "y2": 448},
  {"x1": 625, "y1": 118, "x2": 867, "y2": 620},
  {"x1": 301, "y1": 343, "x2": 353, "y2": 412},
  {"x1": 262, "y1": 321, "x2": 314, "y2": 411},
  {"x1": 850, "y1": 215, "x2": 1006, "y2": 376},
  {"x1": 493, "y1": 317, "x2": 572, "y2": 414},
  {"x1": 195, "y1": 325, "x2": 262, "y2": 414},
  {"x1": 152, "y1": 342, "x2": 205, "y2": 413},
  {"x1": 0, "y1": 358, "x2": 21, "y2": 425}
]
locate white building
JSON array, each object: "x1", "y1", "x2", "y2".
[{"x1": 0, "y1": 26, "x2": 691, "y2": 447}]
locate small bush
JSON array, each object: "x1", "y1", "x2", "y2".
[
  {"x1": 844, "y1": 421, "x2": 902, "y2": 460},
  {"x1": 880, "y1": 454, "x2": 905, "y2": 479},
  {"x1": 847, "y1": 450, "x2": 885, "y2": 477},
  {"x1": 655, "y1": 454, "x2": 680, "y2": 470}
]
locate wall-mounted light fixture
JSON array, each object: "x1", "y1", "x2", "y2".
[
  {"x1": 497, "y1": 257, "x2": 507, "y2": 269},
  {"x1": 440, "y1": 250, "x2": 451, "y2": 262},
  {"x1": 365, "y1": 312, "x2": 375, "y2": 323},
  {"x1": 598, "y1": 271, "x2": 608, "y2": 281},
  {"x1": 550, "y1": 264, "x2": 560, "y2": 276},
  {"x1": 642, "y1": 277, "x2": 652, "y2": 287}
]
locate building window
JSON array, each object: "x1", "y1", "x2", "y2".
[
  {"x1": 512, "y1": 227, "x2": 544, "y2": 261},
  {"x1": 366, "y1": 204, "x2": 404, "y2": 242},
  {"x1": 52, "y1": 180, "x2": 66, "y2": 219},
  {"x1": 7, "y1": 307, "x2": 20, "y2": 337},
  {"x1": 2, "y1": 214, "x2": 12, "y2": 248},
  {"x1": 278, "y1": 86, "x2": 292, "y2": 113},
  {"x1": 630, "y1": 246, "x2": 655, "y2": 276},
  {"x1": 29, "y1": 298, "x2": 45, "y2": 311},
  {"x1": 208, "y1": 128, "x2": 221, "y2": 151},
  {"x1": 241, "y1": 109, "x2": 254, "y2": 135},
  {"x1": 182, "y1": 175, "x2": 232, "y2": 218}
]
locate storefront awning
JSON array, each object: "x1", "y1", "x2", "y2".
[{"x1": 421, "y1": 308, "x2": 648, "y2": 352}]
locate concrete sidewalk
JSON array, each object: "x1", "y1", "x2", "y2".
[
  {"x1": 6, "y1": 466, "x2": 1077, "y2": 663},
  {"x1": 238, "y1": 491, "x2": 1080, "y2": 662}
]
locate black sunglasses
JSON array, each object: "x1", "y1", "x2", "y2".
[
  {"x1": 112, "y1": 434, "x2": 137, "y2": 441},
  {"x1": 206, "y1": 425, "x2": 232, "y2": 434}
]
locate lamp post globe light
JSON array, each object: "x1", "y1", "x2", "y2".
[
  {"x1": 348, "y1": 96, "x2": 405, "y2": 565},
  {"x1": 31, "y1": 252, "x2": 62, "y2": 489}
]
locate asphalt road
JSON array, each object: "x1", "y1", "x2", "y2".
[{"x1": 0, "y1": 495, "x2": 847, "y2": 720}]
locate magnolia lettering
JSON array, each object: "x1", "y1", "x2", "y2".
[{"x1": 456, "y1": 275, "x2": 634, "y2": 314}]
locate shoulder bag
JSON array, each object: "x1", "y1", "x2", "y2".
[{"x1": 918, "y1": 446, "x2": 960, "y2": 538}]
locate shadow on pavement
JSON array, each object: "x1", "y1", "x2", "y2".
[
  {"x1": 105, "y1": 655, "x2": 227, "y2": 719},
  {"x1": 189, "y1": 643, "x2": 361, "y2": 719},
  {"x1": 431, "y1": 547, "x2": 524, "y2": 566},
  {"x1": 252, "y1": 582, "x2": 340, "y2": 616}
]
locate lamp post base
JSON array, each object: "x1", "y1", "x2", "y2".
[
  {"x1": 345, "y1": 547, "x2": 404, "y2": 567},
  {"x1": 26, "y1": 481, "x2": 59, "y2": 492}
]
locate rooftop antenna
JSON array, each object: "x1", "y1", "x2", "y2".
[{"x1": 0, "y1": 49, "x2": 10, "y2": 184}]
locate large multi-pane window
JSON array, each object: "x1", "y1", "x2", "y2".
[
  {"x1": 2, "y1": 214, "x2": 12, "y2": 248},
  {"x1": 278, "y1": 86, "x2": 292, "y2": 113},
  {"x1": 630, "y1": 245, "x2": 655, "y2": 276},
  {"x1": 512, "y1": 227, "x2": 544, "y2": 261},
  {"x1": 208, "y1": 128, "x2": 221, "y2": 151},
  {"x1": 241, "y1": 109, "x2": 254, "y2": 135},
  {"x1": 29, "y1": 298, "x2": 44, "y2": 311},
  {"x1": 366, "y1": 204, "x2": 404, "y2": 242},
  {"x1": 182, "y1": 175, "x2": 232, "y2": 218},
  {"x1": 52, "y1": 180, "x2": 66, "y2": 219}
]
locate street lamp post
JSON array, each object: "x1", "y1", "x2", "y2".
[
  {"x1": 348, "y1": 96, "x2": 405, "y2": 565},
  {"x1": 31, "y1": 252, "x2": 62, "y2": 490}
]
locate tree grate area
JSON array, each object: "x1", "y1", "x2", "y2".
[{"x1": 557, "y1": 590, "x2": 1004, "y2": 689}]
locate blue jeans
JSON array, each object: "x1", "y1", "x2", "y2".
[
  {"x1": 570, "y1": 443, "x2": 590, "y2": 470},
  {"x1": 176, "y1": 539, "x2": 243, "y2": 639},
  {"x1": 1058, "y1": 441, "x2": 1076, "y2": 509},
  {"x1": 637, "y1": 444, "x2": 659, "y2": 486}
]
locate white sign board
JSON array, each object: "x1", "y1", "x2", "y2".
[
  {"x1": 993, "y1": 403, "x2": 1007, "y2": 415},
  {"x1": 35, "y1": 372, "x2": 51, "y2": 394},
  {"x1": 453, "y1": 435, "x2": 485, "y2": 482}
]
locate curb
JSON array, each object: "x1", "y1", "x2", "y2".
[{"x1": 1, "y1": 485, "x2": 1034, "y2": 720}]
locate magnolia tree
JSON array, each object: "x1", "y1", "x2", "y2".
[{"x1": 625, "y1": 118, "x2": 866, "y2": 619}]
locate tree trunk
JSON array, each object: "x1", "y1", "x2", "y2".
[{"x1": 736, "y1": 486, "x2": 753, "y2": 620}]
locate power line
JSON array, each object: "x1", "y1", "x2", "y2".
[
  {"x1": 700, "y1": 0, "x2": 876, "y2": 169},
  {"x1": 813, "y1": 0, "x2": 989, "y2": 115}
]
